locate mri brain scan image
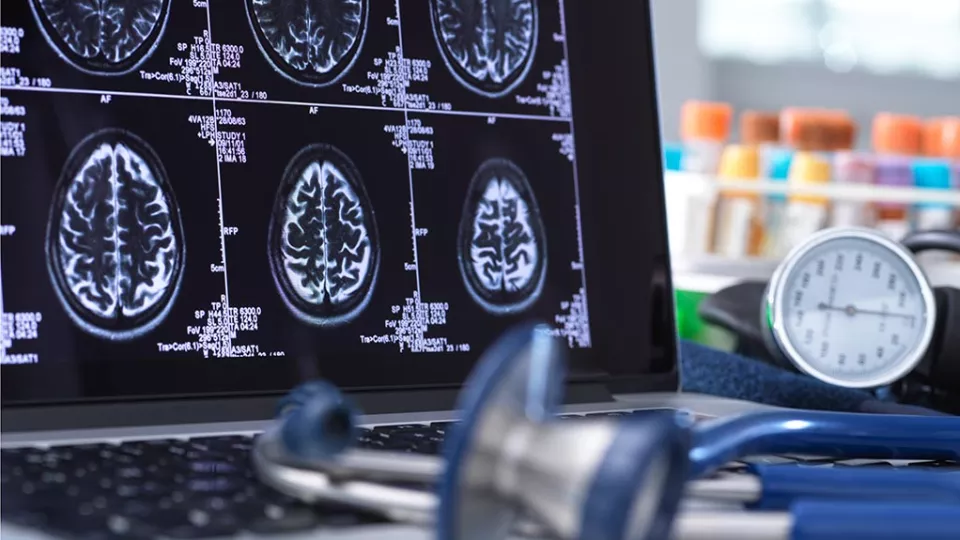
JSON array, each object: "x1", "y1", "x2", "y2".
[
  {"x1": 430, "y1": 0, "x2": 538, "y2": 97},
  {"x1": 269, "y1": 144, "x2": 380, "y2": 326},
  {"x1": 46, "y1": 129, "x2": 185, "y2": 340},
  {"x1": 246, "y1": 0, "x2": 368, "y2": 87},
  {"x1": 30, "y1": 0, "x2": 171, "y2": 75},
  {"x1": 458, "y1": 158, "x2": 546, "y2": 314}
]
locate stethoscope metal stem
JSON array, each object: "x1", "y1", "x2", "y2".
[
  {"x1": 326, "y1": 448, "x2": 443, "y2": 484},
  {"x1": 253, "y1": 429, "x2": 438, "y2": 523},
  {"x1": 685, "y1": 473, "x2": 762, "y2": 503},
  {"x1": 672, "y1": 511, "x2": 791, "y2": 540}
]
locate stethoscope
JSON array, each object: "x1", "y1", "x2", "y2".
[{"x1": 253, "y1": 323, "x2": 960, "y2": 540}]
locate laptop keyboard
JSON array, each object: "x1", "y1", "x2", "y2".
[{"x1": 3, "y1": 411, "x2": 958, "y2": 539}]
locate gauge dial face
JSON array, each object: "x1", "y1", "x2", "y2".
[{"x1": 773, "y1": 233, "x2": 934, "y2": 388}]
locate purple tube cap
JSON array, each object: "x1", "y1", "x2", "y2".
[{"x1": 874, "y1": 155, "x2": 913, "y2": 187}]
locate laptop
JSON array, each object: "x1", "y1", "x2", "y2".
[{"x1": 0, "y1": 0, "x2": 763, "y2": 537}]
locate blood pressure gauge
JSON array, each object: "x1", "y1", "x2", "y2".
[{"x1": 763, "y1": 228, "x2": 937, "y2": 389}]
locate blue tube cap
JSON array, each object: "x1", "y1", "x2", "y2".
[
  {"x1": 913, "y1": 159, "x2": 952, "y2": 209},
  {"x1": 663, "y1": 143, "x2": 684, "y2": 172},
  {"x1": 767, "y1": 149, "x2": 794, "y2": 181}
]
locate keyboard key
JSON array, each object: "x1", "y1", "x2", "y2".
[
  {"x1": 787, "y1": 455, "x2": 840, "y2": 465},
  {"x1": 3, "y1": 509, "x2": 48, "y2": 529},
  {"x1": 118, "y1": 500, "x2": 154, "y2": 519},
  {"x1": 313, "y1": 502, "x2": 385, "y2": 527},
  {"x1": 429, "y1": 421, "x2": 456, "y2": 433},
  {"x1": 740, "y1": 455, "x2": 800, "y2": 466},
  {"x1": 832, "y1": 460, "x2": 895, "y2": 468},
  {"x1": 359, "y1": 440, "x2": 387, "y2": 451},
  {"x1": 50, "y1": 514, "x2": 135, "y2": 540},
  {"x1": 155, "y1": 509, "x2": 242, "y2": 539},
  {"x1": 373, "y1": 424, "x2": 427, "y2": 431},
  {"x1": 245, "y1": 504, "x2": 319, "y2": 534},
  {"x1": 187, "y1": 435, "x2": 254, "y2": 446},
  {"x1": 412, "y1": 441, "x2": 440, "y2": 455},
  {"x1": 188, "y1": 461, "x2": 237, "y2": 474},
  {"x1": 185, "y1": 477, "x2": 242, "y2": 494},
  {"x1": 105, "y1": 514, "x2": 159, "y2": 539}
]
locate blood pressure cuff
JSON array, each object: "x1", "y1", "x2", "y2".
[
  {"x1": 917, "y1": 286, "x2": 960, "y2": 395},
  {"x1": 679, "y1": 341, "x2": 949, "y2": 416},
  {"x1": 696, "y1": 281, "x2": 770, "y2": 362}
]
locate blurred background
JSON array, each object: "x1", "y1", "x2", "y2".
[
  {"x1": 654, "y1": 0, "x2": 960, "y2": 144},
  {"x1": 650, "y1": 0, "x2": 960, "y2": 346}
]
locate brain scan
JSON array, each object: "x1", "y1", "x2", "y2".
[
  {"x1": 458, "y1": 158, "x2": 546, "y2": 314},
  {"x1": 246, "y1": 0, "x2": 368, "y2": 86},
  {"x1": 30, "y1": 0, "x2": 171, "y2": 75},
  {"x1": 269, "y1": 144, "x2": 379, "y2": 326},
  {"x1": 46, "y1": 129, "x2": 185, "y2": 340},
  {"x1": 430, "y1": 0, "x2": 538, "y2": 97}
]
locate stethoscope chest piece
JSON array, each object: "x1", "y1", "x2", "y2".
[
  {"x1": 437, "y1": 324, "x2": 563, "y2": 540},
  {"x1": 438, "y1": 323, "x2": 689, "y2": 540}
]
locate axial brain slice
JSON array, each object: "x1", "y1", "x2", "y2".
[
  {"x1": 460, "y1": 159, "x2": 546, "y2": 314},
  {"x1": 471, "y1": 179, "x2": 538, "y2": 293},
  {"x1": 272, "y1": 146, "x2": 378, "y2": 326},
  {"x1": 249, "y1": 0, "x2": 366, "y2": 85},
  {"x1": 33, "y1": 0, "x2": 166, "y2": 72},
  {"x1": 51, "y1": 132, "x2": 182, "y2": 340},
  {"x1": 432, "y1": 0, "x2": 537, "y2": 96}
]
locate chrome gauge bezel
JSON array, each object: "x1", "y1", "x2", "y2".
[{"x1": 763, "y1": 227, "x2": 937, "y2": 389}]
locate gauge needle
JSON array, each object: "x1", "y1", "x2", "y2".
[{"x1": 817, "y1": 303, "x2": 915, "y2": 319}]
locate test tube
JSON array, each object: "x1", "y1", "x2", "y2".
[
  {"x1": 913, "y1": 160, "x2": 956, "y2": 264},
  {"x1": 741, "y1": 111, "x2": 788, "y2": 258},
  {"x1": 758, "y1": 148, "x2": 794, "y2": 258},
  {"x1": 677, "y1": 101, "x2": 733, "y2": 256},
  {"x1": 713, "y1": 144, "x2": 762, "y2": 257},
  {"x1": 941, "y1": 117, "x2": 960, "y2": 160},
  {"x1": 872, "y1": 113, "x2": 923, "y2": 241},
  {"x1": 924, "y1": 118, "x2": 945, "y2": 158},
  {"x1": 927, "y1": 116, "x2": 960, "y2": 230},
  {"x1": 680, "y1": 101, "x2": 733, "y2": 174},
  {"x1": 740, "y1": 111, "x2": 781, "y2": 176},
  {"x1": 831, "y1": 115, "x2": 875, "y2": 228},
  {"x1": 913, "y1": 161, "x2": 955, "y2": 230},
  {"x1": 775, "y1": 114, "x2": 834, "y2": 256}
]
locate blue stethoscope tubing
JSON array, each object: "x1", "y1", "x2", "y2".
[
  {"x1": 740, "y1": 464, "x2": 960, "y2": 510},
  {"x1": 689, "y1": 409, "x2": 960, "y2": 478},
  {"x1": 691, "y1": 462, "x2": 960, "y2": 512},
  {"x1": 685, "y1": 409, "x2": 960, "y2": 510},
  {"x1": 677, "y1": 499, "x2": 960, "y2": 540}
]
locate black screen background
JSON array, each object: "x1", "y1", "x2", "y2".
[{"x1": 0, "y1": 0, "x2": 676, "y2": 405}]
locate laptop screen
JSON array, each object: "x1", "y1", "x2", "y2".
[{"x1": 0, "y1": 0, "x2": 675, "y2": 405}]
